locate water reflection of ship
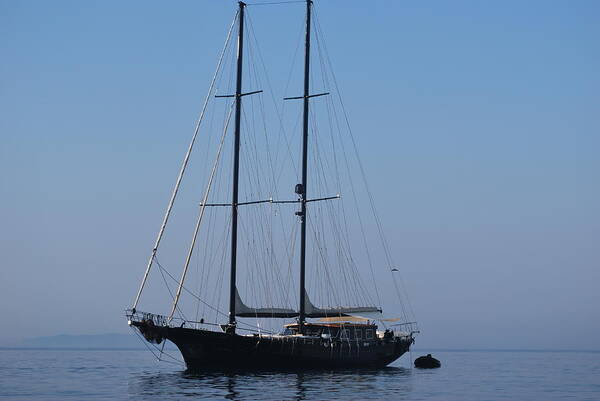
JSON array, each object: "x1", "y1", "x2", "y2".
[{"x1": 130, "y1": 368, "x2": 414, "y2": 400}]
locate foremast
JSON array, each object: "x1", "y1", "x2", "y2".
[{"x1": 228, "y1": 1, "x2": 246, "y2": 333}]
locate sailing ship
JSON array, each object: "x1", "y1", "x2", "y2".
[{"x1": 127, "y1": 0, "x2": 417, "y2": 370}]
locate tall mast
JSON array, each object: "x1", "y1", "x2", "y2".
[
  {"x1": 228, "y1": 1, "x2": 246, "y2": 331},
  {"x1": 298, "y1": 0, "x2": 312, "y2": 334}
]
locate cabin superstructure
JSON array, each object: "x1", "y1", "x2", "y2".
[{"x1": 283, "y1": 322, "x2": 379, "y2": 340}]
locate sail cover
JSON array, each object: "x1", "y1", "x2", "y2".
[
  {"x1": 234, "y1": 288, "x2": 299, "y2": 318},
  {"x1": 234, "y1": 289, "x2": 380, "y2": 319},
  {"x1": 304, "y1": 291, "x2": 381, "y2": 318}
]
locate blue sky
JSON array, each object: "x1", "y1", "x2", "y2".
[{"x1": 1, "y1": 0, "x2": 598, "y2": 349}]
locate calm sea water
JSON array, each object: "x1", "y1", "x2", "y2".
[{"x1": 1, "y1": 349, "x2": 598, "y2": 400}]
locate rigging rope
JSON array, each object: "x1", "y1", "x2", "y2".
[
  {"x1": 155, "y1": 256, "x2": 226, "y2": 319},
  {"x1": 129, "y1": 326, "x2": 185, "y2": 367},
  {"x1": 156, "y1": 254, "x2": 187, "y2": 321},
  {"x1": 312, "y1": 8, "x2": 416, "y2": 322},
  {"x1": 155, "y1": 255, "x2": 272, "y2": 333},
  {"x1": 132, "y1": 10, "x2": 239, "y2": 311},
  {"x1": 168, "y1": 100, "x2": 236, "y2": 321}
]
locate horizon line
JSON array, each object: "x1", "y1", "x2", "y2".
[{"x1": 2, "y1": 346, "x2": 599, "y2": 353}]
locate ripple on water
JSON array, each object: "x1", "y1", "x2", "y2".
[{"x1": 1, "y1": 349, "x2": 600, "y2": 401}]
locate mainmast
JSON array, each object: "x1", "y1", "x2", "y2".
[
  {"x1": 228, "y1": 1, "x2": 246, "y2": 332},
  {"x1": 298, "y1": 0, "x2": 312, "y2": 334}
]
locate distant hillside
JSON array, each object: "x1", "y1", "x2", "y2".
[{"x1": 20, "y1": 333, "x2": 155, "y2": 349}]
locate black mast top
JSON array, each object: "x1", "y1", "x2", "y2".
[
  {"x1": 228, "y1": 1, "x2": 246, "y2": 333},
  {"x1": 298, "y1": 0, "x2": 312, "y2": 334}
]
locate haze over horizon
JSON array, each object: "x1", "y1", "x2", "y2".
[{"x1": 1, "y1": 0, "x2": 598, "y2": 351}]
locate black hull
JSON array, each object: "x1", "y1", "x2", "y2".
[{"x1": 135, "y1": 323, "x2": 412, "y2": 370}]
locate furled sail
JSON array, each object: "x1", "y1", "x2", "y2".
[
  {"x1": 234, "y1": 289, "x2": 380, "y2": 319},
  {"x1": 234, "y1": 288, "x2": 299, "y2": 318},
  {"x1": 304, "y1": 291, "x2": 381, "y2": 318}
]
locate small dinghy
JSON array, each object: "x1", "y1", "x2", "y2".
[{"x1": 414, "y1": 354, "x2": 441, "y2": 368}]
